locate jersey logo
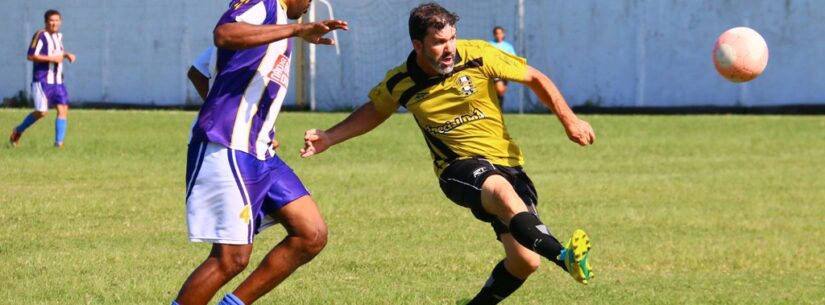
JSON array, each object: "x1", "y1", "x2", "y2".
[
  {"x1": 456, "y1": 74, "x2": 477, "y2": 96},
  {"x1": 423, "y1": 107, "x2": 486, "y2": 135},
  {"x1": 268, "y1": 54, "x2": 290, "y2": 87}
]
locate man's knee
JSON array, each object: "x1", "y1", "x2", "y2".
[
  {"x1": 33, "y1": 111, "x2": 47, "y2": 119},
  {"x1": 297, "y1": 222, "x2": 328, "y2": 259},
  {"x1": 214, "y1": 247, "x2": 251, "y2": 276},
  {"x1": 506, "y1": 253, "x2": 541, "y2": 278}
]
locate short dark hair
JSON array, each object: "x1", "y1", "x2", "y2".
[
  {"x1": 493, "y1": 26, "x2": 504, "y2": 34},
  {"x1": 408, "y1": 3, "x2": 460, "y2": 41},
  {"x1": 44, "y1": 9, "x2": 60, "y2": 21}
]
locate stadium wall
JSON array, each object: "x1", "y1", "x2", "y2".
[{"x1": 1, "y1": 0, "x2": 823, "y2": 110}]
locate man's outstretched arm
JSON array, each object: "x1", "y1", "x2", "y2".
[
  {"x1": 301, "y1": 101, "x2": 393, "y2": 158},
  {"x1": 522, "y1": 66, "x2": 595, "y2": 146},
  {"x1": 214, "y1": 19, "x2": 348, "y2": 50}
]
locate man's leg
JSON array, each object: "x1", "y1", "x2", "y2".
[
  {"x1": 55, "y1": 104, "x2": 68, "y2": 147},
  {"x1": 466, "y1": 234, "x2": 540, "y2": 305},
  {"x1": 481, "y1": 175, "x2": 577, "y2": 269},
  {"x1": 175, "y1": 244, "x2": 253, "y2": 305},
  {"x1": 480, "y1": 175, "x2": 593, "y2": 284},
  {"x1": 10, "y1": 111, "x2": 46, "y2": 147},
  {"x1": 231, "y1": 195, "x2": 328, "y2": 304},
  {"x1": 495, "y1": 80, "x2": 507, "y2": 104}
]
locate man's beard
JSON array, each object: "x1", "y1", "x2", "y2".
[{"x1": 426, "y1": 50, "x2": 455, "y2": 75}]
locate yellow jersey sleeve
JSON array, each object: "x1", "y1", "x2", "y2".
[
  {"x1": 480, "y1": 42, "x2": 528, "y2": 82},
  {"x1": 368, "y1": 79, "x2": 401, "y2": 115}
]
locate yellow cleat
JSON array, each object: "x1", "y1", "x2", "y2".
[{"x1": 558, "y1": 229, "x2": 594, "y2": 285}]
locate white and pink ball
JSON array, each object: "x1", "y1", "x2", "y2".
[{"x1": 713, "y1": 27, "x2": 769, "y2": 83}]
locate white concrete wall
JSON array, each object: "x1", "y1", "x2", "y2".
[{"x1": 2, "y1": 0, "x2": 823, "y2": 109}]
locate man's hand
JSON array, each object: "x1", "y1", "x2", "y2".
[
  {"x1": 271, "y1": 139, "x2": 280, "y2": 151},
  {"x1": 300, "y1": 129, "x2": 332, "y2": 158},
  {"x1": 64, "y1": 52, "x2": 76, "y2": 63},
  {"x1": 297, "y1": 20, "x2": 348, "y2": 45},
  {"x1": 563, "y1": 118, "x2": 595, "y2": 146},
  {"x1": 51, "y1": 53, "x2": 64, "y2": 64}
]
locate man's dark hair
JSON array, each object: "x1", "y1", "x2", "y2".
[
  {"x1": 44, "y1": 9, "x2": 61, "y2": 21},
  {"x1": 408, "y1": 3, "x2": 460, "y2": 41},
  {"x1": 493, "y1": 26, "x2": 504, "y2": 34}
]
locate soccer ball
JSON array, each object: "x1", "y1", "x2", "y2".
[{"x1": 713, "y1": 27, "x2": 769, "y2": 83}]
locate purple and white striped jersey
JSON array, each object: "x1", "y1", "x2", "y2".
[
  {"x1": 28, "y1": 30, "x2": 64, "y2": 84},
  {"x1": 190, "y1": 0, "x2": 293, "y2": 160}
]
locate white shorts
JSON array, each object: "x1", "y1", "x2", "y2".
[{"x1": 185, "y1": 142, "x2": 310, "y2": 245}]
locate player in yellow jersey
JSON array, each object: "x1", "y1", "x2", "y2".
[{"x1": 302, "y1": 3, "x2": 594, "y2": 304}]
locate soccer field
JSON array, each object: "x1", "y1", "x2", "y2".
[{"x1": 1, "y1": 109, "x2": 823, "y2": 304}]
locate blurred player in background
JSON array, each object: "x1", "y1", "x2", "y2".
[
  {"x1": 488, "y1": 26, "x2": 516, "y2": 104},
  {"x1": 187, "y1": 46, "x2": 217, "y2": 101},
  {"x1": 172, "y1": 0, "x2": 347, "y2": 304},
  {"x1": 301, "y1": 3, "x2": 594, "y2": 304},
  {"x1": 10, "y1": 9, "x2": 76, "y2": 148}
]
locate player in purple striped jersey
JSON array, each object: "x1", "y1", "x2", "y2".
[
  {"x1": 172, "y1": 1, "x2": 347, "y2": 305},
  {"x1": 10, "y1": 9, "x2": 76, "y2": 148}
]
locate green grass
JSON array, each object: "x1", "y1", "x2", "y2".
[{"x1": 1, "y1": 109, "x2": 824, "y2": 304}]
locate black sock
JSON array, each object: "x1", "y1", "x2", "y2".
[
  {"x1": 467, "y1": 261, "x2": 525, "y2": 305},
  {"x1": 508, "y1": 212, "x2": 566, "y2": 270}
]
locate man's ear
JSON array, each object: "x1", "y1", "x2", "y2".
[{"x1": 412, "y1": 39, "x2": 422, "y2": 54}]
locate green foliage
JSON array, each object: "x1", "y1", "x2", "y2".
[
  {"x1": 2, "y1": 91, "x2": 32, "y2": 108},
  {"x1": 1, "y1": 110, "x2": 823, "y2": 304}
]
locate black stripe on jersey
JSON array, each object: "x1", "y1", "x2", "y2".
[
  {"x1": 413, "y1": 115, "x2": 459, "y2": 161},
  {"x1": 386, "y1": 72, "x2": 409, "y2": 93},
  {"x1": 399, "y1": 78, "x2": 442, "y2": 107},
  {"x1": 448, "y1": 58, "x2": 484, "y2": 75},
  {"x1": 423, "y1": 131, "x2": 459, "y2": 161}
]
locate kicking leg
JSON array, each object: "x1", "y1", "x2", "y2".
[
  {"x1": 175, "y1": 243, "x2": 253, "y2": 305},
  {"x1": 231, "y1": 195, "x2": 328, "y2": 304},
  {"x1": 480, "y1": 174, "x2": 593, "y2": 284},
  {"x1": 480, "y1": 175, "x2": 565, "y2": 268}
]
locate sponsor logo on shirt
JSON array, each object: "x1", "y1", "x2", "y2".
[
  {"x1": 268, "y1": 54, "x2": 290, "y2": 87},
  {"x1": 424, "y1": 107, "x2": 486, "y2": 135}
]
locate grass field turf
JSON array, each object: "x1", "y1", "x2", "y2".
[{"x1": 1, "y1": 109, "x2": 823, "y2": 304}]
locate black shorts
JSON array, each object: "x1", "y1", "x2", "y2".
[{"x1": 438, "y1": 158, "x2": 539, "y2": 237}]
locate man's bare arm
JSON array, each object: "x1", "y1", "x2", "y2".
[
  {"x1": 521, "y1": 66, "x2": 595, "y2": 146},
  {"x1": 301, "y1": 101, "x2": 394, "y2": 157},
  {"x1": 214, "y1": 19, "x2": 348, "y2": 50}
]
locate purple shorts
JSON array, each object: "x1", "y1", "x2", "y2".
[{"x1": 32, "y1": 82, "x2": 68, "y2": 112}]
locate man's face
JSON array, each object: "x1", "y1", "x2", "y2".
[
  {"x1": 45, "y1": 14, "x2": 61, "y2": 33},
  {"x1": 494, "y1": 28, "x2": 505, "y2": 42},
  {"x1": 286, "y1": 0, "x2": 311, "y2": 20},
  {"x1": 414, "y1": 24, "x2": 457, "y2": 75}
]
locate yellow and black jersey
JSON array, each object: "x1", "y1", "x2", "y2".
[{"x1": 368, "y1": 39, "x2": 529, "y2": 175}]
